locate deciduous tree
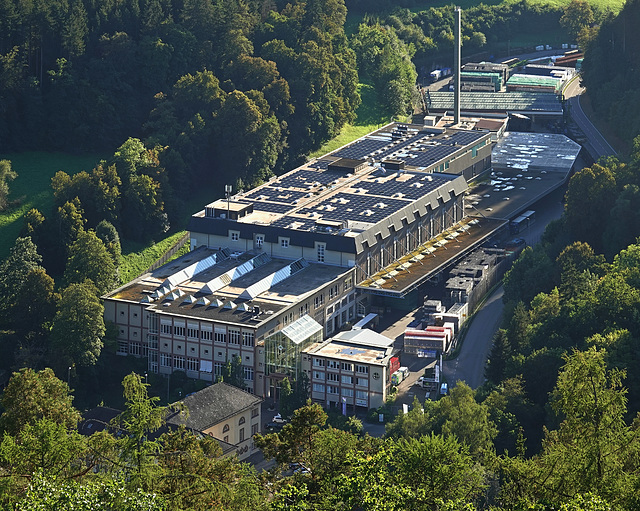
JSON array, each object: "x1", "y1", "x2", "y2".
[
  {"x1": 50, "y1": 281, "x2": 106, "y2": 368},
  {"x1": 0, "y1": 368, "x2": 81, "y2": 435}
]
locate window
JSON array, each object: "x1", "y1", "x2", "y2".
[
  {"x1": 356, "y1": 377, "x2": 368, "y2": 387},
  {"x1": 243, "y1": 366, "x2": 254, "y2": 381},
  {"x1": 174, "y1": 326, "x2": 185, "y2": 337},
  {"x1": 255, "y1": 235, "x2": 264, "y2": 248},
  {"x1": 317, "y1": 243, "x2": 325, "y2": 262},
  {"x1": 313, "y1": 371, "x2": 324, "y2": 380},
  {"x1": 327, "y1": 360, "x2": 339, "y2": 370},
  {"x1": 313, "y1": 383, "x2": 325, "y2": 393},
  {"x1": 356, "y1": 365, "x2": 369, "y2": 374},
  {"x1": 329, "y1": 284, "x2": 339, "y2": 300},
  {"x1": 230, "y1": 231, "x2": 239, "y2": 241},
  {"x1": 242, "y1": 331, "x2": 254, "y2": 347},
  {"x1": 299, "y1": 304, "x2": 309, "y2": 316},
  {"x1": 201, "y1": 330, "x2": 212, "y2": 341},
  {"x1": 327, "y1": 385, "x2": 339, "y2": 395},
  {"x1": 161, "y1": 324, "x2": 172, "y2": 335},
  {"x1": 117, "y1": 340, "x2": 128, "y2": 354},
  {"x1": 223, "y1": 424, "x2": 230, "y2": 433},
  {"x1": 224, "y1": 435, "x2": 229, "y2": 443},
  {"x1": 313, "y1": 358, "x2": 324, "y2": 367},
  {"x1": 356, "y1": 390, "x2": 368, "y2": 400},
  {"x1": 239, "y1": 428, "x2": 245, "y2": 442},
  {"x1": 187, "y1": 358, "x2": 198, "y2": 372},
  {"x1": 342, "y1": 388, "x2": 353, "y2": 397},
  {"x1": 341, "y1": 362, "x2": 353, "y2": 372},
  {"x1": 252, "y1": 407, "x2": 259, "y2": 418},
  {"x1": 200, "y1": 360, "x2": 213, "y2": 373},
  {"x1": 280, "y1": 238, "x2": 289, "y2": 248},
  {"x1": 214, "y1": 331, "x2": 226, "y2": 343},
  {"x1": 228, "y1": 329, "x2": 241, "y2": 345},
  {"x1": 160, "y1": 353, "x2": 171, "y2": 367},
  {"x1": 187, "y1": 328, "x2": 199, "y2": 339},
  {"x1": 173, "y1": 356, "x2": 185, "y2": 370},
  {"x1": 214, "y1": 362, "x2": 223, "y2": 376},
  {"x1": 252, "y1": 423, "x2": 259, "y2": 435},
  {"x1": 327, "y1": 372, "x2": 339, "y2": 382},
  {"x1": 239, "y1": 417, "x2": 246, "y2": 425},
  {"x1": 314, "y1": 295, "x2": 324, "y2": 309},
  {"x1": 130, "y1": 343, "x2": 141, "y2": 356},
  {"x1": 341, "y1": 375, "x2": 353, "y2": 385},
  {"x1": 344, "y1": 276, "x2": 353, "y2": 291}
]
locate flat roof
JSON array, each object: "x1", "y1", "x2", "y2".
[
  {"x1": 194, "y1": 123, "x2": 489, "y2": 237},
  {"x1": 358, "y1": 216, "x2": 507, "y2": 295},
  {"x1": 426, "y1": 91, "x2": 563, "y2": 115},
  {"x1": 304, "y1": 329, "x2": 396, "y2": 365},
  {"x1": 105, "y1": 247, "x2": 349, "y2": 326},
  {"x1": 466, "y1": 132, "x2": 581, "y2": 220}
]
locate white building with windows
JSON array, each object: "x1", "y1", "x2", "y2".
[{"x1": 302, "y1": 329, "x2": 397, "y2": 410}]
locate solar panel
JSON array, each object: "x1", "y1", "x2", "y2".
[
  {"x1": 270, "y1": 216, "x2": 316, "y2": 230},
  {"x1": 333, "y1": 138, "x2": 389, "y2": 159},
  {"x1": 309, "y1": 160, "x2": 329, "y2": 169}
]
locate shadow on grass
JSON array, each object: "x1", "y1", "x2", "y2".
[{"x1": 355, "y1": 82, "x2": 389, "y2": 127}]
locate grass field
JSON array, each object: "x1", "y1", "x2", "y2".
[
  {"x1": 119, "y1": 231, "x2": 189, "y2": 284},
  {"x1": 0, "y1": 152, "x2": 102, "y2": 259},
  {"x1": 345, "y1": 0, "x2": 625, "y2": 37},
  {"x1": 310, "y1": 83, "x2": 394, "y2": 159}
]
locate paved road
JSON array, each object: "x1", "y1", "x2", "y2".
[
  {"x1": 442, "y1": 286, "x2": 504, "y2": 388},
  {"x1": 441, "y1": 186, "x2": 566, "y2": 389},
  {"x1": 564, "y1": 78, "x2": 618, "y2": 160}
]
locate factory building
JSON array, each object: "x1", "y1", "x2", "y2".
[{"x1": 104, "y1": 122, "x2": 500, "y2": 401}]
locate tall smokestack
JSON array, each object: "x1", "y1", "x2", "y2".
[{"x1": 453, "y1": 6, "x2": 461, "y2": 125}]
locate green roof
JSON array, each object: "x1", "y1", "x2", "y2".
[{"x1": 506, "y1": 74, "x2": 561, "y2": 87}]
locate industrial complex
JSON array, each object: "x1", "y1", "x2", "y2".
[{"x1": 103, "y1": 12, "x2": 586, "y2": 456}]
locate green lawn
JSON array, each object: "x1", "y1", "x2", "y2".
[
  {"x1": 310, "y1": 82, "x2": 392, "y2": 159},
  {"x1": 0, "y1": 152, "x2": 102, "y2": 259}
]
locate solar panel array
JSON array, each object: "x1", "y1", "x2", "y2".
[
  {"x1": 270, "y1": 216, "x2": 317, "y2": 230},
  {"x1": 226, "y1": 125, "x2": 483, "y2": 228},
  {"x1": 358, "y1": 173, "x2": 448, "y2": 200},
  {"x1": 315, "y1": 192, "x2": 411, "y2": 224},
  {"x1": 276, "y1": 168, "x2": 341, "y2": 188},
  {"x1": 250, "y1": 201, "x2": 292, "y2": 214},
  {"x1": 332, "y1": 138, "x2": 390, "y2": 159},
  {"x1": 446, "y1": 131, "x2": 486, "y2": 146},
  {"x1": 403, "y1": 145, "x2": 460, "y2": 167},
  {"x1": 245, "y1": 187, "x2": 308, "y2": 203},
  {"x1": 309, "y1": 160, "x2": 330, "y2": 169}
]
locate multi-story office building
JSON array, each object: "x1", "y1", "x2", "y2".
[{"x1": 302, "y1": 329, "x2": 398, "y2": 409}]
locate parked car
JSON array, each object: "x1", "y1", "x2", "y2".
[{"x1": 272, "y1": 413, "x2": 287, "y2": 424}]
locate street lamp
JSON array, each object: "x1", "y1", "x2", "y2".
[{"x1": 68, "y1": 366, "x2": 71, "y2": 384}]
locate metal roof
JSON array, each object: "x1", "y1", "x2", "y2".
[{"x1": 426, "y1": 91, "x2": 562, "y2": 114}]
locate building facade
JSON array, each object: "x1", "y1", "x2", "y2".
[{"x1": 104, "y1": 122, "x2": 496, "y2": 400}]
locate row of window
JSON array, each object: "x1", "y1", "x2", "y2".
[
  {"x1": 313, "y1": 360, "x2": 368, "y2": 373},
  {"x1": 229, "y1": 231, "x2": 327, "y2": 259},
  {"x1": 312, "y1": 384, "x2": 368, "y2": 400},
  {"x1": 313, "y1": 372, "x2": 368, "y2": 386},
  {"x1": 158, "y1": 354, "x2": 254, "y2": 380},
  {"x1": 159, "y1": 325, "x2": 254, "y2": 346}
]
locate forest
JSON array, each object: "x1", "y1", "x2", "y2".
[{"x1": 2, "y1": 0, "x2": 640, "y2": 508}]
